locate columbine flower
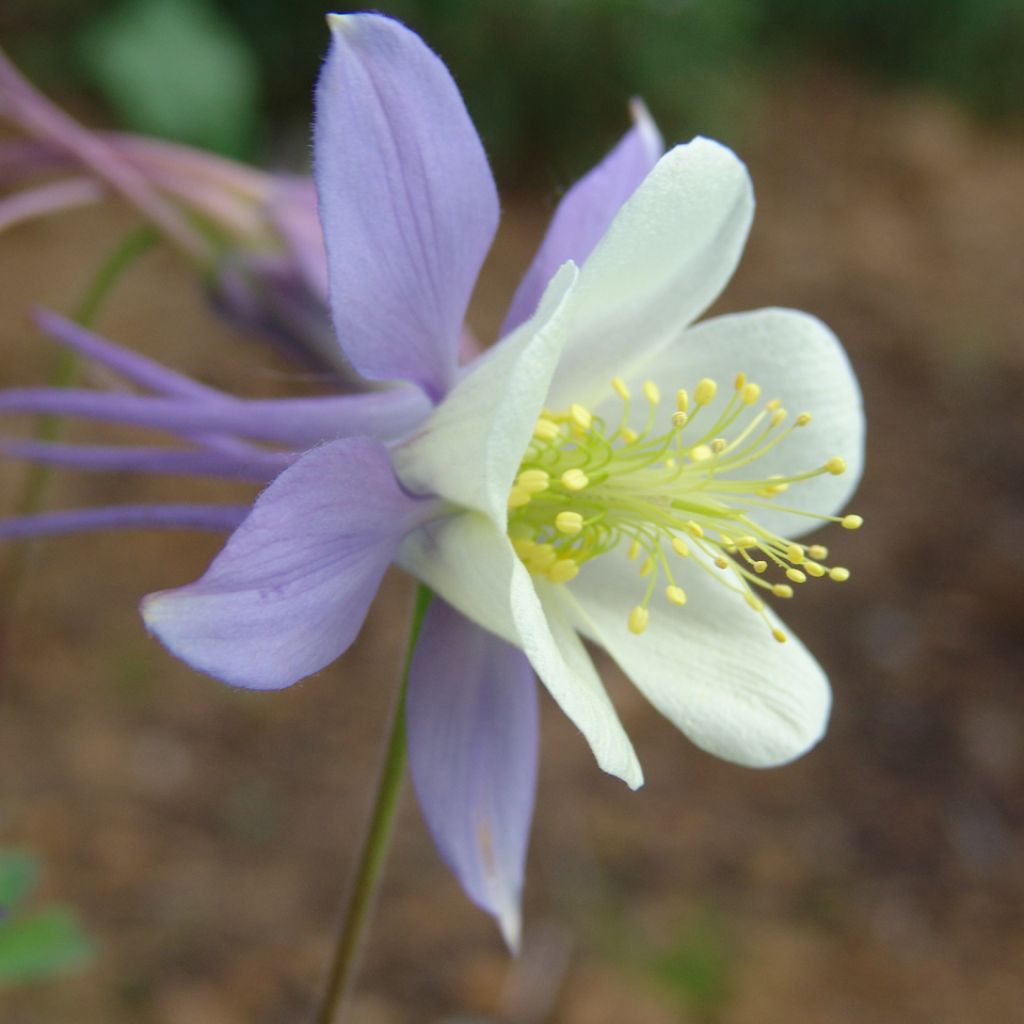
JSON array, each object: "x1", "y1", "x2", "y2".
[{"x1": 0, "y1": 13, "x2": 863, "y2": 947}]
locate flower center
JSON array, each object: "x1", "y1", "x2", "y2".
[{"x1": 507, "y1": 372, "x2": 862, "y2": 642}]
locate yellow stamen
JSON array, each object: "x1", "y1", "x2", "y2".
[
  {"x1": 612, "y1": 376, "x2": 630, "y2": 400},
  {"x1": 628, "y1": 606, "x2": 649, "y2": 634},
  {"x1": 643, "y1": 380, "x2": 661, "y2": 405},
  {"x1": 665, "y1": 585, "x2": 687, "y2": 605},
  {"x1": 561, "y1": 468, "x2": 589, "y2": 491},
  {"x1": 695, "y1": 378, "x2": 717, "y2": 406},
  {"x1": 555, "y1": 511, "x2": 583, "y2": 535},
  {"x1": 548, "y1": 558, "x2": 580, "y2": 583}
]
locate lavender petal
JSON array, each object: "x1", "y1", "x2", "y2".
[
  {"x1": 314, "y1": 14, "x2": 499, "y2": 401},
  {"x1": 141, "y1": 437, "x2": 431, "y2": 690},
  {"x1": 407, "y1": 598, "x2": 538, "y2": 950},
  {"x1": 500, "y1": 101, "x2": 663, "y2": 337}
]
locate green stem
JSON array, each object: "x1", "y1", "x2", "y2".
[
  {"x1": 0, "y1": 227, "x2": 159, "y2": 654},
  {"x1": 312, "y1": 584, "x2": 433, "y2": 1024}
]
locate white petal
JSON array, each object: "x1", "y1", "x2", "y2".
[
  {"x1": 606, "y1": 307, "x2": 864, "y2": 537},
  {"x1": 562, "y1": 551, "x2": 831, "y2": 767},
  {"x1": 546, "y1": 137, "x2": 754, "y2": 411},
  {"x1": 392, "y1": 262, "x2": 578, "y2": 527},
  {"x1": 397, "y1": 511, "x2": 643, "y2": 788}
]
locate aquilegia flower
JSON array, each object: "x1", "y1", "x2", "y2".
[{"x1": 0, "y1": 13, "x2": 864, "y2": 947}]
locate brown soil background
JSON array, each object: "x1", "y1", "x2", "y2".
[{"x1": 2, "y1": 69, "x2": 1023, "y2": 1023}]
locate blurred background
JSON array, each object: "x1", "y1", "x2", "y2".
[{"x1": 2, "y1": 0, "x2": 1023, "y2": 1021}]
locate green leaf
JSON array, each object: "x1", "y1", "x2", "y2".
[
  {"x1": 0, "y1": 907, "x2": 95, "y2": 984},
  {"x1": 78, "y1": 0, "x2": 260, "y2": 158},
  {"x1": 0, "y1": 851, "x2": 39, "y2": 913}
]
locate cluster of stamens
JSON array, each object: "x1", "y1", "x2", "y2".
[{"x1": 507, "y1": 371, "x2": 862, "y2": 642}]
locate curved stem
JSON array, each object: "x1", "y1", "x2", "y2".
[{"x1": 312, "y1": 583, "x2": 433, "y2": 1024}]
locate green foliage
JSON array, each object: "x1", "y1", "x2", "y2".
[
  {"x1": 0, "y1": 849, "x2": 95, "y2": 985},
  {"x1": 78, "y1": 0, "x2": 261, "y2": 158},
  {"x1": 645, "y1": 911, "x2": 733, "y2": 1017}
]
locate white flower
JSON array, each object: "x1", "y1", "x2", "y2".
[{"x1": 393, "y1": 137, "x2": 864, "y2": 788}]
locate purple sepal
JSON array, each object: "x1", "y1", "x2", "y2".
[
  {"x1": 500, "y1": 101, "x2": 662, "y2": 337},
  {"x1": 407, "y1": 598, "x2": 538, "y2": 950},
  {"x1": 314, "y1": 14, "x2": 499, "y2": 401},
  {"x1": 141, "y1": 437, "x2": 431, "y2": 690}
]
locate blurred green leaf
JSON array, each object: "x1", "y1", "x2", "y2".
[
  {"x1": 0, "y1": 906, "x2": 94, "y2": 984},
  {"x1": 79, "y1": 0, "x2": 260, "y2": 158},
  {"x1": 0, "y1": 851, "x2": 39, "y2": 912}
]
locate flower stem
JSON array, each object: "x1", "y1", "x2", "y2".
[{"x1": 312, "y1": 583, "x2": 433, "y2": 1024}]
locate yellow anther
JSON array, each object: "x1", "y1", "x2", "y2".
[
  {"x1": 842, "y1": 514, "x2": 864, "y2": 530},
  {"x1": 527, "y1": 544, "x2": 557, "y2": 572},
  {"x1": 675, "y1": 388, "x2": 689, "y2": 413},
  {"x1": 686, "y1": 521, "x2": 704, "y2": 539},
  {"x1": 691, "y1": 444, "x2": 713, "y2": 463},
  {"x1": 628, "y1": 538, "x2": 641, "y2": 560},
  {"x1": 796, "y1": 412, "x2": 812, "y2": 426},
  {"x1": 772, "y1": 628, "x2": 788, "y2": 644},
  {"x1": 695, "y1": 378, "x2": 717, "y2": 406},
  {"x1": 664, "y1": 456, "x2": 678, "y2": 469},
  {"x1": 612, "y1": 376, "x2": 630, "y2": 400},
  {"x1": 772, "y1": 583, "x2": 794, "y2": 598},
  {"x1": 786, "y1": 543, "x2": 805, "y2": 564},
  {"x1": 548, "y1": 558, "x2": 580, "y2": 583},
  {"x1": 627, "y1": 606, "x2": 650, "y2": 635},
  {"x1": 560, "y1": 468, "x2": 590, "y2": 491},
  {"x1": 826, "y1": 456, "x2": 846, "y2": 475},
  {"x1": 621, "y1": 427, "x2": 638, "y2": 444},
  {"x1": 643, "y1": 380, "x2": 661, "y2": 405},
  {"x1": 752, "y1": 560, "x2": 768, "y2": 573},
  {"x1": 671, "y1": 411, "x2": 688, "y2": 429},
  {"x1": 714, "y1": 556, "x2": 729, "y2": 570},
  {"x1": 741, "y1": 382, "x2": 761, "y2": 405},
  {"x1": 771, "y1": 408, "x2": 788, "y2": 426},
  {"x1": 805, "y1": 561, "x2": 826, "y2": 578},
  {"x1": 829, "y1": 566, "x2": 850, "y2": 582},
  {"x1": 665, "y1": 585, "x2": 687, "y2": 606},
  {"x1": 786, "y1": 568, "x2": 807, "y2": 584},
  {"x1": 555, "y1": 510, "x2": 584, "y2": 535},
  {"x1": 511, "y1": 537, "x2": 534, "y2": 560},
  {"x1": 735, "y1": 536, "x2": 758, "y2": 548},
  {"x1": 533, "y1": 417, "x2": 560, "y2": 441},
  {"x1": 508, "y1": 486, "x2": 531, "y2": 509},
  {"x1": 639, "y1": 556, "x2": 654, "y2": 578},
  {"x1": 734, "y1": 372, "x2": 746, "y2": 389},
  {"x1": 569, "y1": 403, "x2": 592, "y2": 431},
  {"x1": 517, "y1": 468, "x2": 550, "y2": 493},
  {"x1": 744, "y1": 593, "x2": 764, "y2": 612},
  {"x1": 710, "y1": 438, "x2": 726, "y2": 454},
  {"x1": 766, "y1": 398, "x2": 781, "y2": 411},
  {"x1": 808, "y1": 544, "x2": 828, "y2": 560},
  {"x1": 671, "y1": 537, "x2": 690, "y2": 558}
]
